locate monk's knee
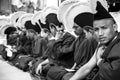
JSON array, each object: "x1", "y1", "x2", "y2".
[{"x1": 62, "y1": 73, "x2": 74, "y2": 80}]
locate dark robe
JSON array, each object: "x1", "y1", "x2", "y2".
[
  {"x1": 7, "y1": 33, "x2": 18, "y2": 46},
  {"x1": 29, "y1": 37, "x2": 50, "y2": 76},
  {"x1": 9, "y1": 34, "x2": 35, "y2": 71},
  {"x1": 32, "y1": 37, "x2": 48, "y2": 57},
  {"x1": 74, "y1": 37, "x2": 98, "y2": 70},
  {"x1": 46, "y1": 32, "x2": 76, "y2": 80},
  {"x1": 0, "y1": 44, "x2": 7, "y2": 60},
  {"x1": 48, "y1": 32, "x2": 76, "y2": 68},
  {"x1": 62, "y1": 35, "x2": 98, "y2": 80},
  {"x1": 93, "y1": 32, "x2": 120, "y2": 80},
  {"x1": 30, "y1": 32, "x2": 75, "y2": 80}
]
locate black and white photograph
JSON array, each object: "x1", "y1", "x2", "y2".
[{"x1": 0, "y1": 0, "x2": 120, "y2": 80}]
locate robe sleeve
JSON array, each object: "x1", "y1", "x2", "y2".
[
  {"x1": 98, "y1": 43, "x2": 120, "y2": 80},
  {"x1": 54, "y1": 34, "x2": 75, "y2": 57},
  {"x1": 32, "y1": 38, "x2": 48, "y2": 57},
  {"x1": 74, "y1": 39, "x2": 90, "y2": 66},
  {"x1": 32, "y1": 39, "x2": 41, "y2": 56}
]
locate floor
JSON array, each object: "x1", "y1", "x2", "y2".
[{"x1": 0, "y1": 57, "x2": 33, "y2": 80}]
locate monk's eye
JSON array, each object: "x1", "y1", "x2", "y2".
[
  {"x1": 101, "y1": 26, "x2": 107, "y2": 29},
  {"x1": 94, "y1": 28, "x2": 99, "y2": 31}
]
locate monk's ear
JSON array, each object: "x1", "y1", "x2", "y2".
[
  {"x1": 49, "y1": 23, "x2": 56, "y2": 29},
  {"x1": 113, "y1": 23, "x2": 118, "y2": 32}
]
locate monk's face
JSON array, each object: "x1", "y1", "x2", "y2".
[
  {"x1": 93, "y1": 18, "x2": 117, "y2": 45},
  {"x1": 40, "y1": 29, "x2": 48, "y2": 38},
  {"x1": 73, "y1": 23, "x2": 83, "y2": 36},
  {"x1": 50, "y1": 24, "x2": 57, "y2": 37}
]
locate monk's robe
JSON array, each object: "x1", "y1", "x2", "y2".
[
  {"x1": 62, "y1": 35, "x2": 98, "y2": 80},
  {"x1": 46, "y1": 32, "x2": 76, "y2": 80},
  {"x1": 9, "y1": 34, "x2": 34, "y2": 71},
  {"x1": 7, "y1": 33, "x2": 18, "y2": 46},
  {"x1": 0, "y1": 44, "x2": 7, "y2": 60},
  {"x1": 48, "y1": 32, "x2": 76, "y2": 68},
  {"x1": 32, "y1": 37, "x2": 48, "y2": 58},
  {"x1": 30, "y1": 37, "x2": 50, "y2": 76},
  {"x1": 93, "y1": 32, "x2": 120, "y2": 80},
  {"x1": 74, "y1": 36, "x2": 98, "y2": 70}
]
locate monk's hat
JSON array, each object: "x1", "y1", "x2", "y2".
[
  {"x1": 63, "y1": 2, "x2": 94, "y2": 32},
  {"x1": 17, "y1": 13, "x2": 33, "y2": 28},
  {"x1": 36, "y1": 7, "x2": 58, "y2": 31},
  {"x1": 25, "y1": 20, "x2": 41, "y2": 33},
  {"x1": 46, "y1": 13, "x2": 61, "y2": 27},
  {"x1": 42, "y1": 6, "x2": 58, "y2": 24},
  {"x1": 0, "y1": 24, "x2": 16, "y2": 37},
  {"x1": 57, "y1": 0, "x2": 80, "y2": 23},
  {"x1": 31, "y1": 11, "x2": 43, "y2": 26},
  {"x1": 10, "y1": 11, "x2": 26, "y2": 27},
  {"x1": 94, "y1": 1, "x2": 113, "y2": 20},
  {"x1": 41, "y1": 6, "x2": 63, "y2": 31},
  {"x1": 0, "y1": 18, "x2": 11, "y2": 28},
  {"x1": 90, "y1": 0, "x2": 109, "y2": 14},
  {"x1": 74, "y1": 12, "x2": 94, "y2": 28},
  {"x1": 4, "y1": 26, "x2": 17, "y2": 35}
]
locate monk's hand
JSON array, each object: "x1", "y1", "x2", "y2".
[
  {"x1": 69, "y1": 77, "x2": 79, "y2": 80},
  {"x1": 65, "y1": 68, "x2": 76, "y2": 72},
  {"x1": 36, "y1": 63, "x2": 42, "y2": 75},
  {"x1": 97, "y1": 58, "x2": 103, "y2": 66},
  {"x1": 96, "y1": 46, "x2": 106, "y2": 65},
  {"x1": 28, "y1": 61, "x2": 32, "y2": 67}
]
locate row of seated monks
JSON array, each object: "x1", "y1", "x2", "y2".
[{"x1": 0, "y1": 0, "x2": 120, "y2": 80}]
